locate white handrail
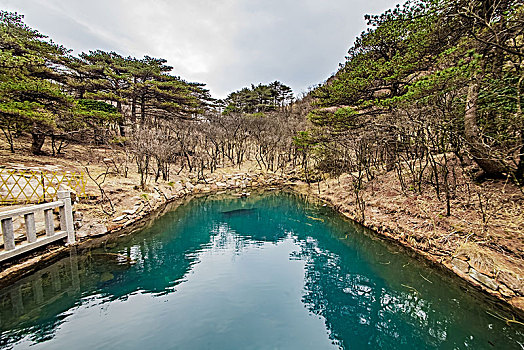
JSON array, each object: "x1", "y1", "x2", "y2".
[{"x1": 0, "y1": 190, "x2": 75, "y2": 262}]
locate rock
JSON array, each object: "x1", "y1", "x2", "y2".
[
  {"x1": 172, "y1": 181, "x2": 185, "y2": 192},
  {"x1": 499, "y1": 284, "x2": 516, "y2": 298},
  {"x1": 497, "y1": 270, "x2": 523, "y2": 295},
  {"x1": 76, "y1": 223, "x2": 107, "y2": 237},
  {"x1": 509, "y1": 297, "x2": 524, "y2": 310},
  {"x1": 469, "y1": 268, "x2": 499, "y2": 291},
  {"x1": 113, "y1": 215, "x2": 127, "y2": 222},
  {"x1": 216, "y1": 182, "x2": 227, "y2": 188},
  {"x1": 186, "y1": 182, "x2": 195, "y2": 190},
  {"x1": 452, "y1": 258, "x2": 469, "y2": 274},
  {"x1": 73, "y1": 211, "x2": 83, "y2": 221},
  {"x1": 100, "y1": 272, "x2": 114, "y2": 282},
  {"x1": 122, "y1": 208, "x2": 137, "y2": 215}
]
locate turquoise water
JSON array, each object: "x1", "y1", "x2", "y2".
[{"x1": 0, "y1": 191, "x2": 522, "y2": 349}]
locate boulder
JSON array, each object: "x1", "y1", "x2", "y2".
[
  {"x1": 122, "y1": 208, "x2": 137, "y2": 215},
  {"x1": 509, "y1": 297, "x2": 524, "y2": 310},
  {"x1": 73, "y1": 211, "x2": 83, "y2": 221},
  {"x1": 173, "y1": 181, "x2": 185, "y2": 192},
  {"x1": 112, "y1": 215, "x2": 127, "y2": 222},
  {"x1": 497, "y1": 270, "x2": 523, "y2": 295},
  {"x1": 499, "y1": 284, "x2": 516, "y2": 298},
  {"x1": 451, "y1": 258, "x2": 469, "y2": 274},
  {"x1": 469, "y1": 268, "x2": 498, "y2": 291},
  {"x1": 77, "y1": 223, "x2": 107, "y2": 237}
]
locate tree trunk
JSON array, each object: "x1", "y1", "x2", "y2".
[
  {"x1": 117, "y1": 100, "x2": 125, "y2": 137},
  {"x1": 515, "y1": 76, "x2": 524, "y2": 184},
  {"x1": 464, "y1": 79, "x2": 505, "y2": 177},
  {"x1": 31, "y1": 130, "x2": 46, "y2": 155},
  {"x1": 516, "y1": 143, "x2": 524, "y2": 183}
]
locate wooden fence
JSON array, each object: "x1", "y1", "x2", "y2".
[{"x1": 0, "y1": 168, "x2": 86, "y2": 205}]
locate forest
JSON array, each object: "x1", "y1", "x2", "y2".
[
  {"x1": 0, "y1": 10, "x2": 309, "y2": 188},
  {"x1": 1, "y1": 0, "x2": 523, "y2": 216}
]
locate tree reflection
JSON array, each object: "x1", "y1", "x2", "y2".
[{"x1": 0, "y1": 191, "x2": 522, "y2": 349}]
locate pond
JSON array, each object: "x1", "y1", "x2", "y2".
[{"x1": 0, "y1": 191, "x2": 522, "y2": 349}]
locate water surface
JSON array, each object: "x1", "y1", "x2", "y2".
[{"x1": 0, "y1": 191, "x2": 522, "y2": 349}]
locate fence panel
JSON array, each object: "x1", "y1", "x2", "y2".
[{"x1": 0, "y1": 169, "x2": 86, "y2": 204}]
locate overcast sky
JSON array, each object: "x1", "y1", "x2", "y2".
[{"x1": 0, "y1": 0, "x2": 400, "y2": 99}]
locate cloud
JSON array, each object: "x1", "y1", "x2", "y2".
[{"x1": 0, "y1": 0, "x2": 400, "y2": 98}]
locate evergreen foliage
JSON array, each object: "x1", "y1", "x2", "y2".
[
  {"x1": 223, "y1": 81, "x2": 293, "y2": 114},
  {"x1": 310, "y1": 0, "x2": 524, "y2": 183},
  {"x1": 0, "y1": 11, "x2": 210, "y2": 153}
]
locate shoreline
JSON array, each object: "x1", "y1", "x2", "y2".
[
  {"x1": 1, "y1": 176, "x2": 523, "y2": 319},
  {"x1": 293, "y1": 182, "x2": 524, "y2": 318}
]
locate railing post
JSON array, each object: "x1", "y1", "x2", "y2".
[
  {"x1": 44, "y1": 209, "x2": 54, "y2": 237},
  {"x1": 1, "y1": 218, "x2": 15, "y2": 251},
  {"x1": 24, "y1": 213, "x2": 37, "y2": 243},
  {"x1": 57, "y1": 190, "x2": 75, "y2": 244}
]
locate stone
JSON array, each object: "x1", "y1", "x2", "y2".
[
  {"x1": 122, "y1": 208, "x2": 137, "y2": 215},
  {"x1": 186, "y1": 182, "x2": 195, "y2": 190},
  {"x1": 100, "y1": 272, "x2": 114, "y2": 282},
  {"x1": 87, "y1": 223, "x2": 108, "y2": 237},
  {"x1": 216, "y1": 182, "x2": 227, "y2": 188},
  {"x1": 469, "y1": 268, "x2": 499, "y2": 291},
  {"x1": 451, "y1": 258, "x2": 469, "y2": 274},
  {"x1": 173, "y1": 182, "x2": 185, "y2": 192},
  {"x1": 499, "y1": 284, "x2": 516, "y2": 298},
  {"x1": 73, "y1": 211, "x2": 83, "y2": 221},
  {"x1": 497, "y1": 270, "x2": 523, "y2": 295},
  {"x1": 509, "y1": 297, "x2": 524, "y2": 310},
  {"x1": 113, "y1": 215, "x2": 127, "y2": 222}
]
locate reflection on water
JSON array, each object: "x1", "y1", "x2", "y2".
[{"x1": 0, "y1": 191, "x2": 522, "y2": 349}]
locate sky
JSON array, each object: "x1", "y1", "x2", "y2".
[{"x1": 0, "y1": 0, "x2": 401, "y2": 99}]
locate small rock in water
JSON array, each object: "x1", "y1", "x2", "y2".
[{"x1": 100, "y1": 272, "x2": 114, "y2": 282}]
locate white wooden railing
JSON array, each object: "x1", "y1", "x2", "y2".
[{"x1": 0, "y1": 191, "x2": 75, "y2": 262}]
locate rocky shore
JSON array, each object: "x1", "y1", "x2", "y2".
[{"x1": 1, "y1": 169, "x2": 523, "y2": 317}]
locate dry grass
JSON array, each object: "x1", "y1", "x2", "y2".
[{"x1": 316, "y1": 161, "x2": 523, "y2": 286}]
